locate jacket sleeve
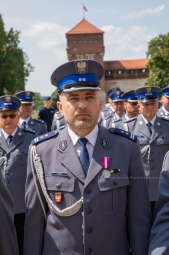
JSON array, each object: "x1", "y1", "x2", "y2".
[
  {"x1": 149, "y1": 151, "x2": 169, "y2": 255},
  {"x1": 24, "y1": 145, "x2": 48, "y2": 255},
  {"x1": 0, "y1": 172, "x2": 19, "y2": 255},
  {"x1": 128, "y1": 143, "x2": 152, "y2": 255}
]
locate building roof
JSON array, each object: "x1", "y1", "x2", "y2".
[
  {"x1": 104, "y1": 59, "x2": 149, "y2": 70},
  {"x1": 66, "y1": 18, "x2": 104, "y2": 35}
]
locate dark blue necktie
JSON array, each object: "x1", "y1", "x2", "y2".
[
  {"x1": 22, "y1": 121, "x2": 26, "y2": 129},
  {"x1": 147, "y1": 122, "x2": 152, "y2": 135},
  {"x1": 8, "y1": 135, "x2": 13, "y2": 145},
  {"x1": 78, "y1": 137, "x2": 89, "y2": 175}
]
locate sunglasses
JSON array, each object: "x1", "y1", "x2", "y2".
[{"x1": 1, "y1": 114, "x2": 18, "y2": 119}]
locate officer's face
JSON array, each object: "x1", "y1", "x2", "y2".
[
  {"x1": 124, "y1": 102, "x2": 139, "y2": 117},
  {"x1": 19, "y1": 103, "x2": 33, "y2": 119},
  {"x1": 139, "y1": 102, "x2": 159, "y2": 120},
  {"x1": 58, "y1": 90, "x2": 103, "y2": 136},
  {"x1": 0, "y1": 110, "x2": 19, "y2": 134},
  {"x1": 110, "y1": 101, "x2": 124, "y2": 117},
  {"x1": 161, "y1": 96, "x2": 169, "y2": 111}
]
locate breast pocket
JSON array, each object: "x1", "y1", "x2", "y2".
[
  {"x1": 156, "y1": 136, "x2": 169, "y2": 145},
  {"x1": 45, "y1": 175, "x2": 77, "y2": 210},
  {"x1": 98, "y1": 171, "x2": 129, "y2": 215}
]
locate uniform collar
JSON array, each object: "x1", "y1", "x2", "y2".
[
  {"x1": 68, "y1": 125, "x2": 98, "y2": 147},
  {"x1": 162, "y1": 106, "x2": 169, "y2": 115},
  {"x1": 141, "y1": 114, "x2": 156, "y2": 126},
  {"x1": 19, "y1": 117, "x2": 31, "y2": 126},
  {"x1": 1, "y1": 127, "x2": 18, "y2": 140}
]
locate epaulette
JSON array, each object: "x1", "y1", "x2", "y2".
[
  {"x1": 55, "y1": 112, "x2": 64, "y2": 120},
  {"x1": 104, "y1": 110, "x2": 114, "y2": 120},
  {"x1": 34, "y1": 118, "x2": 45, "y2": 124},
  {"x1": 32, "y1": 130, "x2": 58, "y2": 145},
  {"x1": 22, "y1": 128, "x2": 36, "y2": 135},
  {"x1": 109, "y1": 127, "x2": 137, "y2": 143},
  {"x1": 125, "y1": 117, "x2": 137, "y2": 124},
  {"x1": 159, "y1": 116, "x2": 169, "y2": 121}
]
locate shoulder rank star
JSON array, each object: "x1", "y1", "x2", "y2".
[{"x1": 54, "y1": 192, "x2": 62, "y2": 203}]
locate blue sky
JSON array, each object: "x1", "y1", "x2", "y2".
[{"x1": 1, "y1": 0, "x2": 169, "y2": 95}]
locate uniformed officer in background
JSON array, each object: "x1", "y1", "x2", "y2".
[
  {"x1": 0, "y1": 95, "x2": 35, "y2": 255},
  {"x1": 38, "y1": 96, "x2": 55, "y2": 131},
  {"x1": 101, "y1": 87, "x2": 125, "y2": 128},
  {"x1": 0, "y1": 170, "x2": 19, "y2": 255},
  {"x1": 24, "y1": 59, "x2": 150, "y2": 255},
  {"x1": 125, "y1": 86, "x2": 169, "y2": 213},
  {"x1": 51, "y1": 110, "x2": 65, "y2": 131},
  {"x1": 15, "y1": 91, "x2": 47, "y2": 136},
  {"x1": 148, "y1": 151, "x2": 169, "y2": 255},
  {"x1": 123, "y1": 90, "x2": 139, "y2": 121},
  {"x1": 158, "y1": 86, "x2": 169, "y2": 119}
]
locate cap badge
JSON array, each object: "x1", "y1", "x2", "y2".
[
  {"x1": 6, "y1": 96, "x2": 11, "y2": 102},
  {"x1": 146, "y1": 87, "x2": 152, "y2": 94},
  {"x1": 26, "y1": 91, "x2": 30, "y2": 96},
  {"x1": 76, "y1": 61, "x2": 87, "y2": 74}
]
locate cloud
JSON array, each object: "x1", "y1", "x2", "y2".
[
  {"x1": 22, "y1": 22, "x2": 67, "y2": 50},
  {"x1": 124, "y1": 1, "x2": 168, "y2": 19},
  {"x1": 102, "y1": 25, "x2": 157, "y2": 60}
]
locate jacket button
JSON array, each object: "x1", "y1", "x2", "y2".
[
  {"x1": 86, "y1": 208, "x2": 92, "y2": 214},
  {"x1": 87, "y1": 227, "x2": 93, "y2": 233},
  {"x1": 86, "y1": 248, "x2": 92, "y2": 254}
]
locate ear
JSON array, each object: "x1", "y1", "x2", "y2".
[{"x1": 57, "y1": 101, "x2": 63, "y2": 114}]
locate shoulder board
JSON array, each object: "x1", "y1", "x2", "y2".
[
  {"x1": 32, "y1": 118, "x2": 45, "y2": 124},
  {"x1": 32, "y1": 130, "x2": 58, "y2": 145},
  {"x1": 104, "y1": 110, "x2": 114, "y2": 120},
  {"x1": 22, "y1": 128, "x2": 36, "y2": 135},
  {"x1": 125, "y1": 117, "x2": 137, "y2": 124},
  {"x1": 55, "y1": 112, "x2": 64, "y2": 120},
  {"x1": 159, "y1": 116, "x2": 169, "y2": 121},
  {"x1": 109, "y1": 128, "x2": 137, "y2": 143}
]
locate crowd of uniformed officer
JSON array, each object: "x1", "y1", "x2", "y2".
[{"x1": 0, "y1": 59, "x2": 169, "y2": 254}]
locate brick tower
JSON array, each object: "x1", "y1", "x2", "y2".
[{"x1": 66, "y1": 19, "x2": 105, "y2": 65}]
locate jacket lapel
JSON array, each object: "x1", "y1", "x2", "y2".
[
  {"x1": 56, "y1": 128, "x2": 86, "y2": 184},
  {"x1": 134, "y1": 115, "x2": 151, "y2": 138},
  {"x1": 7, "y1": 127, "x2": 24, "y2": 153},
  {"x1": 149, "y1": 117, "x2": 162, "y2": 143},
  {"x1": 84, "y1": 126, "x2": 112, "y2": 188},
  {"x1": 0, "y1": 130, "x2": 9, "y2": 154}
]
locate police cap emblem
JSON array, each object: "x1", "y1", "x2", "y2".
[
  {"x1": 76, "y1": 60, "x2": 88, "y2": 74},
  {"x1": 6, "y1": 96, "x2": 11, "y2": 102},
  {"x1": 146, "y1": 87, "x2": 152, "y2": 94}
]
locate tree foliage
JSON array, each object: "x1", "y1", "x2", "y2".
[
  {"x1": 51, "y1": 89, "x2": 59, "y2": 110},
  {"x1": 0, "y1": 15, "x2": 33, "y2": 95},
  {"x1": 146, "y1": 33, "x2": 169, "y2": 88},
  {"x1": 33, "y1": 92, "x2": 43, "y2": 112}
]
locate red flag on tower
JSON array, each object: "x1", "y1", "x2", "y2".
[{"x1": 83, "y1": 4, "x2": 88, "y2": 12}]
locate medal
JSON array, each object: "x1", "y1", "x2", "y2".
[{"x1": 101, "y1": 156, "x2": 110, "y2": 169}]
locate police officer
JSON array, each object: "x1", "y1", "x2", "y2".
[
  {"x1": 157, "y1": 86, "x2": 169, "y2": 119},
  {"x1": 0, "y1": 170, "x2": 19, "y2": 255},
  {"x1": 51, "y1": 110, "x2": 66, "y2": 131},
  {"x1": 125, "y1": 86, "x2": 169, "y2": 213},
  {"x1": 123, "y1": 90, "x2": 139, "y2": 121},
  {"x1": 15, "y1": 91, "x2": 47, "y2": 136},
  {"x1": 101, "y1": 87, "x2": 125, "y2": 128},
  {"x1": 38, "y1": 96, "x2": 55, "y2": 131},
  {"x1": 149, "y1": 151, "x2": 169, "y2": 255},
  {"x1": 0, "y1": 95, "x2": 35, "y2": 255},
  {"x1": 24, "y1": 59, "x2": 150, "y2": 255}
]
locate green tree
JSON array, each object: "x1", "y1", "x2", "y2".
[
  {"x1": 0, "y1": 14, "x2": 33, "y2": 95},
  {"x1": 33, "y1": 92, "x2": 43, "y2": 112},
  {"x1": 51, "y1": 89, "x2": 59, "y2": 110},
  {"x1": 146, "y1": 33, "x2": 169, "y2": 88}
]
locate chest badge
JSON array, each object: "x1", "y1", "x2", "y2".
[{"x1": 54, "y1": 192, "x2": 62, "y2": 203}]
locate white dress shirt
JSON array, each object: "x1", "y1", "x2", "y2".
[
  {"x1": 1, "y1": 128, "x2": 18, "y2": 144},
  {"x1": 18, "y1": 117, "x2": 30, "y2": 127},
  {"x1": 68, "y1": 125, "x2": 98, "y2": 163}
]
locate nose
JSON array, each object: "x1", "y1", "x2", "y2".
[{"x1": 77, "y1": 100, "x2": 87, "y2": 109}]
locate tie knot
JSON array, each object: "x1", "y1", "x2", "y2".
[
  {"x1": 22, "y1": 121, "x2": 26, "y2": 128},
  {"x1": 79, "y1": 137, "x2": 88, "y2": 146},
  {"x1": 147, "y1": 122, "x2": 152, "y2": 127},
  {"x1": 8, "y1": 135, "x2": 13, "y2": 144}
]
